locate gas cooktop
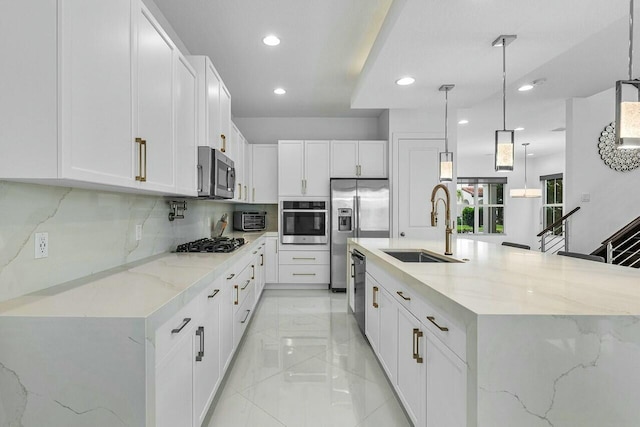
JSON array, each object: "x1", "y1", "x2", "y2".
[{"x1": 176, "y1": 237, "x2": 245, "y2": 253}]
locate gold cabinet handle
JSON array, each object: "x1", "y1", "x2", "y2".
[
  {"x1": 241, "y1": 279, "x2": 250, "y2": 290},
  {"x1": 397, "y1": 291, "x2": 411, "y2": 301},
  {"x1": 244, "y1": 185, "x2": 247, "y2": 201},
  {"x1": 426, "y1": 316, "x2": 449, "y2": 332},
  {"x1": 413, "y1": 328, "x2": 423, "y2": 363},
  {"x1": 227, "y1": 273, "x2": 235, "y2": 280},
  {"x1": 238, "y1": 184, "x2": 242, "y2": 199},
  {"x1": 253, "y1": 187, "x2": 255, "y2": 202},
  {"x1": 234, "y1": 285, "x2": 239, "y2": 305},
  {"x1": 373, "y1": 286, "x2": 379, "y2": 308},
  {"x1": 208, "y1": 289, "x2": 220, "y2": 299},
  {"x1": 251, "y1": 265, "x2": 255, "y2": 280},
  {"x1": 220, "y1": 134, "x2": 226, "y2": 152},
  {"x1": 135, "y1": 138, "x2": 147, "y2": 182}
]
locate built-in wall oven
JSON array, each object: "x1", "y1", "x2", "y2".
[{"x1": 281, "y1": 201, "x2": 328, "y2": 244}]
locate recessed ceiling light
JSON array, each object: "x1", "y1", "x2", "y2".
[
  {"x1": 395, "y1": 77, "x2": 415, "y2": 86},
  {"x1": 274, "y1": 88, "x2": 286, "y2": 95},
  {"x1": 458, "y1": 119, "x2": 469, "y2": 125},
  {"x1": 263, "y1": 35, "x2": 280, "y2": 46},
  {"x1": 518, "y1": 84, "x2": 534, "y2": 92},
  {"x1": 515, "y1": 127, "x2": 525, "y2": 131}
]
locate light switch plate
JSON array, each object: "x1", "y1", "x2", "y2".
[{"x1": 35, "y1": 232, "x2": 48, "y2": 259}]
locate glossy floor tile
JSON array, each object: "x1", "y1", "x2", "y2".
[{"x1": 206, "y1": 290, "x2": 411, "y2": 427}]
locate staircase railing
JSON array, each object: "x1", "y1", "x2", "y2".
[
  {"x1": 537, "y1": 207, "x2": 581, "y2": 253},
  {"x1": 593, "y1": 216, "x2": 640, "y2": 268}
]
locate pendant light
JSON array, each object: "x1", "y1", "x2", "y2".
[
  {"x1": 616, "y1": 0, "x2": 640, "y2": 149},
  {"x1": 493, "y1": 35, "x2": 517, "y2": 171},
  {"x1": 439, "y1": 84, "x2": 455, "y2": 182},
  {"x1": 510, "y1": 143, "x2": 541, "y2": 198}
]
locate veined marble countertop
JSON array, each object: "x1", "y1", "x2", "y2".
[
  {"x1": 351, "y1": 237, "x2": 640, "y2": 316},
  {"x1": 0, "y1": 231, "x2": 276, "y2": 318}
]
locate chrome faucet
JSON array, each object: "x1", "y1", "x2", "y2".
[{"x1": 430, "y1": 184, "x2": 453, "y2": 255}]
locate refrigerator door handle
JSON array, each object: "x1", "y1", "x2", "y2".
[{"x1": 356, "y1": 195, "x2": 361, "y2": 238}]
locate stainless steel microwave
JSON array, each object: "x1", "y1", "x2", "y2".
[
  {"x1": 197, "y1": 147, "x2": 235, "y2": 199},
  {"x1": 281, "y1": 200, "x2": 329, "y2": 244}
]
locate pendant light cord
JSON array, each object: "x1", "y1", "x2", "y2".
[
  {"x1": 630, "y1": 0, "x2": 635, "y2": 81},
  {"x1": 444, "y1": 90, "x2": 449, "y2": 152},
  {"x1": 502, "y1": 38, "x2": 507, "y2": 131}
]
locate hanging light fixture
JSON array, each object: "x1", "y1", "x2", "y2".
[
  {"x1": 616, "y1": 0, "x2": 640, "y2": 149},
  {"x1": 439, "y1": 84, "x2": 455, "y2": 182},
  {"x1": 493, "y1": 35, "x2": 517, "y2": 171},
  {"x1": 510, "y1": 143, "x2": 541, "y2": 198}
]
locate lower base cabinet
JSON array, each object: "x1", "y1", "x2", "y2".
[{"x1": 365, "y1": 262, "x2": 467, "y2": 427}]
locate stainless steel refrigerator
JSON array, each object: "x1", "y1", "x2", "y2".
[{"x1": 331, "y1": 179, "x2": 390, "y2": 290}]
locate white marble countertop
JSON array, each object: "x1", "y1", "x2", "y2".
[
  {"x1": 351, "y1": 237, "x2": 640, "y2": 316},
  {"x1": 0, "y1": 231, "x2": 275, "y2": 318}
]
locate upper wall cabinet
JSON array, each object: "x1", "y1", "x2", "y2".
[
  {"x1": 174, "y1": 54, "x2": 198, "y2": 197},
  {"x1": 0, "y1": 0, "x2": 197, "y2": 196},
  {"x1": 251, "y1": 144, "x2": 278, "y2": 203},
  {"x1": 331, "y1": 140, "x2": 388, "y2": 178},
  {"x1": 188, "y1": 56, "x2": 231, "y2": 154},
  {"x1": 278, "y1": 140, "x2": 330, "y2": 197}
]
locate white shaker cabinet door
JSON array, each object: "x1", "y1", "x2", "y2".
[
  {"x1": 156, "y1": 326, "x2": 194, "y2": 427},
  {"x1": 365, "y1": 274, "x2": 380, "y2": 353},
  {"x1": 377, "y1": 286, "x2": 398, "y2": 381},
  {"x1": 265, "y1": 237, "x2": 279, "y2": 284},
  {"x1": 278, "y1": 140, "x2": 305, "y2": 196},
  {"x1": 330, "y1": 140, "x2": 358, "y2": 178},
  {"x1": 206, "y1": 61, "x2": 222, "y2": 150},
  {"x1": 174, "y1": 54, "x2": 198, "y2": 196},
  {"x1": 304, "y1": 140, "x2": 330, "y2": 196},
  {"x1": 358, "y1": 140, "x2": 388, "y2": 178},
  {"x1": 425, "y1": 329, "x2": 467, "y2": 427},
  {"x1": 59, "y1": 0, "x2": 134, "y2": 186},
  {"x1": 219, "y1": 268, "x2": 237, "y2": 372},
  {"x1": 135, "y1": 4, "x2": 175, "y2": 191},
  {"x1": 220, "y1": 84, "x2": 231, "y2": 153},
  {"x1": 252, "y1": 144, "x2": 278, "y2": 203},
  {"x1": 396, "y1": 305, "x2": 426, "y2": 427}
]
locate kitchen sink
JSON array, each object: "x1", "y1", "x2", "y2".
[{"x1": 382, "y1": 249, "x2": 461, "y2": 263}]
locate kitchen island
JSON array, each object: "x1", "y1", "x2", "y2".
[{"x1": 349, "y1": 237, "x2": 640, "y2": 427}]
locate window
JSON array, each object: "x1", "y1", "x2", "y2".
[
  {"x1": 541, "y1": 173, "x2": 563, "y2": 232},
  {"x1": 457, "y1": 177, "x2": 506, "y2": 234}
]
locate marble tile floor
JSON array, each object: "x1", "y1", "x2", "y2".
[{"x1": 204, "y1": 289, "x2": 412, "y2": 427}]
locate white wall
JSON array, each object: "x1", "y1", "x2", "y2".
[
  {"x1": 566, "y1": 87, "x2": 640, "y2": 253},
  {"x1": 0, "y1": 181, "x2": 234, "y2": 302},
  {"x1": 233, "y1": 117, "x2": 381, "y2": 144}
]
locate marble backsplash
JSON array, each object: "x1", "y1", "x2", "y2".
[{"x1": 0, "y1": 181, "x2": 276, "y2": 303}]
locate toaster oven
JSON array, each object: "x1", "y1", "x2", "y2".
[{"x1": 233, "y1": 211, "x2": 267, "y2": 231}]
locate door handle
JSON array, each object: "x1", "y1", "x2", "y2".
[
  {"x1": 413, "y1": 328, "x2": 423, "y2": 363},
  {"x1": 251, "y1": 265, "x2": 255, "y2": 280},
  {"x1": 241, "y1": 309, "x2": 251, "y2": 324},
  {"x1": 253, "y1": 187, "x2": 256, "y2": 202},
  {"x1": 234, "y1": 285, "x2": 239, "y2": 305},
  {"x1": 351, "y1": 263, "x2": 355, "y2": 278},
  {"x1": 292, "y1": 273, "x2": 316, "y2": 276},
  {"x1": 195, "y1": 326, "x2": 204, "y2": 361},
  {"x1": 244, "y1": 185, "x2": 248, "y2": 201},
  {"x1": 238, "y1": 184, "x2": 242, "y2": 200},
  {"x1": 426, "y1": 316, "x2": 449, "y2": 332},
  {"x1": 260, "y1": 254, "x2": 264, "y2": 266},
  {"x1": 135, "y1": 138, "x2": 147, "y2": 182},
  {"x1": 227, "y1": 273, "x2": 235, "y2": 280},
  {"x1": 197, "y1": 164, "x2": 203, "y2": 192},
  {"x1": 208, "y1": 289, "x2": 220, "y2": 299},
  {"x1": 220, "y1": 134, "x2": 226, "y2": 152},
  {"x1": 373, "y1": 286, "x2": 379, "y2": 308},
  {"x1": 241, "y1": 279, "x2": 251, "y2": 290}
]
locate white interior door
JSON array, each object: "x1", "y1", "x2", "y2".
[{"x1": 397, "y1": 139, "x2": 447, "y2": 240}]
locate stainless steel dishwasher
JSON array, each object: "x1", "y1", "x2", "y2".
[{"x1": 351, "y1": 249, "x2": 366, "y2": 335}]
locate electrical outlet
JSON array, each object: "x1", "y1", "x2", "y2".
[
  {"x1": 135, "y1": 224, "x2": 143, "y2": 241},
  {"x1": 35, "y1": 232, "x2": 48, "y2": 259}
]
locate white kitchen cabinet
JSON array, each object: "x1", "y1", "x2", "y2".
[
  {"x1": 135, "y1": 3, "x2": 176, "y2": 191},
  {"x1": 424, "y1": 329, "x2": 467, "y2": 427},
  {"x1": 193, "y1": 280, "x2": 222, "y2": 426},
  {"x1": 219, "y1": 267, "x2": 236, "y2": 373},
  {"x1": 278, "y1": 140, "x2": 329, "y2": 197},
  {"x1": 265, "y1": 237, "x2": 279, "y2": 284},
  {"x1": 251, "y1": 144, "x2": 278, "y2": 203},
  {"x1": 156, "y1": 325, "x2": 194, "y2": 427},
  {"x1": 365, "y1": 274, "x2": 380, "y2": 353},
  {"x1": 174, "y1": 54, "x2": 198, "y2": 196},
  {"x1": 230, "y1": 124, "x2": 244, "y2": 201},
  {"x1": 243, "y1": 135, "x2": 252, "y2": 202},
  {"x1": 377, "y1": 285, "x2": 398, "y2": 381},
  {"x1": 396, "y1": 305, "x2": 426, "y2": 427},
  {"x1": 189, "y1": 55, "x2": 230, "y2": 153},
  {"x1": 330, "y1": 140, "x2": 387, "y2": 178}
]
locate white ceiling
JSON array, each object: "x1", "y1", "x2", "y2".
[{"x1": 154, "y1": 0, "x2": 635, "y2": 156}]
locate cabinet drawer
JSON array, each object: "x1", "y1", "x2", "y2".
[
  {"x1": 233, "y1": 285, "x2": 255, "y2": 347},
  {"x1": 420, "y1": 301, "x2": 466, "y2": 362},
  {"x1": 279, "y1": 251, "x2": 330, "y2": 265},
  {"x1": 155, "y1": 295, "x2": 201, "y2": 365},
  {"x1": 279, "y1": 265, "x2": 330, "y2": 283},
  {"x1": 232, "y1": 264, "x2": 254, "y2": 310}
]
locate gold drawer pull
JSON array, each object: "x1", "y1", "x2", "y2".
[
  {"x1": 426, "y1": 316, "x2": 449, "y2": 332},
  {"x1": 220, "y1": 134, "x2": 226, "y2": 152},
  {"x1": 397, "y1": 291, "x2": 411, "y2": 301},
  {"x1": 234, "y1": 285, "x2": 239, "y2": 305},
  {"x1": 413, "y1": 328, "x2": 423, "y2": 363},
  {"x1": 373, "y1": 286, "x2": 379, "y2": 308},
  {"x1": 226, "y1": 273, "x2": 235, "y2": 280},
  {"x1": 241, "y1": 280, "x2": 251, "y2": 290}
]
